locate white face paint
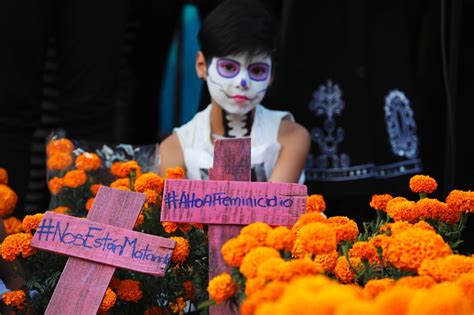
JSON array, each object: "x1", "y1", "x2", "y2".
[{"x1": 206, "y1": 54, "x2": 272, "y2": 114}]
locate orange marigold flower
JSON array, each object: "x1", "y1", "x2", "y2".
[
  {"x1": 52, "y1": 206, "x2": 70, "y2": 214},
  {"x1": 48, "y1": 177, "x2": 64, "y2": 195},
  {"x1": 191, "y1": 223, "x2": 204, "y2": 230},
  {"x1": 22, "y1": 213, "x2": 44, "y2": 233},
  {"x1": 208, "y1": 272, "x2": 238, "y2": 304},
  {"x1": 110, "y1": 178, "x2": 130, "y2": 190},
  {"x1": 240, "y1": 246, "x2": 281, "y2": 278},
  {"x1": 90, "y1": 184, "x2": 101, "y2": 196},
  {"x1": 334, "y1": 256, "x2": 362, "y2": 284},
  {"x1": 314, "y1": 250, "x2": 338, "y2": 273},
  {"x1": 245, "y1": 276, "x2": 266, "y2": 297},
  {"x1": 116, "y1": 279, "x2": 142, "y2": 303},
  {"x1": 291, "y1": 212, "x2": 326, "y2": 236},
  {"x1": 278, "y1": 259, "x2": 322, "y2": 281},
  {"x1": 349, "y1": 241, "x2": 380, "y2": 264},
  {"x1": 406, "y1": 283, "x2": 473, "y2": 315},
  {"x1": 0, "y1": 167, "x2": 8, "y2": 185},
  {"x1": 47, "y1": 152, "x2": 73, "y2": 171},
  {"x1": 169, "y1": 297, "x2": 186, "y2": 314},
  {"x1": 162, "y1": 221, "x2": 178, "y2": 234},
  {"x1": 46, "y1": 138, "x2": 74, "y2": 156},
  {"x1": 386, "y1": 227, "x2": 452, "y2": 272},
  {"x1": 170, "y1": 236, "x2": 190, "y2": 264},
  {"x1": 415, "y1": 198, "x2": 460, "y2": 224},
  {"x1": 99, "y1": 287, "x2": 116, "y2": 312},
  {"x1": 62, "y1": 170, "x2": 87, "y2": 188},
  {"x1": 374, "y1": 286, "x2": 418, "y2": 315},
  {"x1": 134, "y1": 213, "x2": 145, "y2": 229},
  {"x1": 364, "y1": 278, "x2": 394, "y2": 298},
  {"x1": 257, "y1": 257, "x2": 286, "y2": 281},
  {"x1": 3, "y1": 217, "x2": 22, "y2": 234},
  {"x1": 85, "y1": 197, "x2": 95, "y2": 211},
  {"x1": 75, "y1": 152, "x2": 101, "y2": 171},
  {"x1": 178, "y1": 223, "x2": 192, "y2": 233},
  {"x1": 386, "y1": 198, "x2": 419, "y2": 223},
  {"x1": 2, "y1": 290, "x2": 26, "y2": 310},
  {"x1": 306, "y1": 194, "x2": 326, "y2": 213},
  {"x1": 455, "y1": 272, "x2": 474, "y2": 303},
  {"x1": 166, "y1": 166, "x2": 185, "y2": 179},
  {"x1": 326, "y1": 216, "x2": 359, "y2": 243},
  {"x1": 265, "y1": 226, "x2": 295, "y2": 252},
  {"x1": 143, "y1": 189, "x2": 158, "y2": 204},
  {"x1": 418, "y1": 255, "x2": 474, "y2": 282},
  {"x1": 134, "y1": 173, "x2": 164, "y2": 194},
  {"x1": 409, "y1": 174, "x2": 438, "y2": 194},
  {"x1": 369, "y1": 194, "x2": 393, "y2": 212},
  {"x1": 446, "y1": 189, "x2": 474, "y2": 213},
  {"x1": 293, "y1": 222, "x2": 336, "y2": 256},
  {"x1": 0, "y1": 232, "x2": 36, "y2": 261},
  {"x1": 395, "y1": 275, "x2": 436, "y2": 289},
  {"x1": 183, "y1": 280, "x2": 195, "y2": 300},
  {"x1": 240, "y1": 222, "x2": 273, "y2": 245},
  {"x1": 111, "y1": 161, "x2": 142, "y2": 178},
  {"x1": 0, "y1": 184, "x2": 18, "y2": 216},
  {"x1": 221, "y1": 234, "x2": 259, "y2": 267}
]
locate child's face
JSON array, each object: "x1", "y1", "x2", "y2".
[{"x1": 206, "y1": 54, "x2": 272, "y2": 114}]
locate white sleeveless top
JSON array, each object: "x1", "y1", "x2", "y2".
[{"x1": 174, "y1": 104, "x2": 304, "y2": 183}]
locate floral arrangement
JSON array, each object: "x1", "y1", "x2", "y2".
[
  {"x1": 207, "y1": 175, "x2": 474, "y2": 315},
  {"x1": 1, "y1": 136, "x2": 209, "y2": 314}
]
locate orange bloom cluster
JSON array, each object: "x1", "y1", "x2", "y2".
[
  {"x1": 364, "y1": 278, "x2": 394, "y2": 298},
  {"x1": 0, "y1": 184, "x2": 18, "y2": 216},
  {"x1": 418, "y1": 254, "x2": 474, "y2": 282},
  {"x1": 48, "y1": 177, "x2": 63, "y2": 195},
  {"x1": 75, "y1": 152, "x2": 101, "y2": 171},
  {"x1": 409, "y1": 175, "x2": 438, "y2": 194},
  {"x1": 85, "y1": 197, "x2": 95, "y2": 211},
  {"x1": 207, "y1": 272, "x2": 238, "y2": 304},
  {"x1": 334, "y1": 256, "x2": 362, "y2": 284},
  {"x1": 47, "y1": 152, "x2": 73, "y2": 171},
  {"x1": 349, "y1": 241, "x2": 380, "y2": 264},
  {"x1": 46, "y1": 138, "x2": 74, "y2": 156},
  {"x1": 240, "y1": 222, "x2": 272, "y2": 245},
  {"x1": 306, "y1": 194, "x2": 326, "y2": 213},
  {"x1": 256, "y1": 257, "x2": 285, "y2": 282},
  {"x1": 110, "y1": 178, "x2": 130, "y2": 190},
  {"x1": 291, "y1": 212, "x2": 326, "y2": 236},
  {"x1": 386, "y1": 227, "x2": 452, "y2": 272},
  {"x1": 2, "y1": 290, "x2": 26, "y2": 310},
  {"x1": 90, "y1": 184, "x2": 101, "y2": 195},
  {"x1": 222, "y1": 234, "x2": 258, "y2": 267},
  {"x1": 326, "y1": 216, "x2": 359, "y2": 243},
  {"x1": 386, "y1": 197, "x2": 418, "y2": 223},
  {"x1": 62, "y1": 170, "x2": 87, "y2": 188},
  {"x1": 313, "y1": 250, "x2": 338, "y2": 273},
  {"x1": 110, "y1": 161, "x2": 142, "y2": 178},
  {"x1": 22, "y1": 213, "x2": 44, "y2": 233},
  {"x1": 395, "y1": 275, "x2": 436, "y2": 289},
  {"x1": 3, "y1": 216, "x2": 22, "y2": 234},
  {"x1": 116, "y1": 279, "x2": 143, "y2": 303},
  {"x1": 0, "y1": 232, "x2": 36, "y2": 261},
  {"x1": 278, "y1": 259, "x2": 322, "y2": 282},
  {"x1": 52, "y1": 206, "x2": 70, "y2": 214},
  {"x1": 134, "y1": 213, "x2": 145, "y2": 229},
  {"x1": 240, "y1": 246, "x2": 281, "y2": 278},
  {"x1": 134, "y1": 173, "x2": 165, "y2": 204},
  {"x1": 446, "y1": 189, "x2": 474, "y2": 213},
  {"x1": 162, "y1": 221, "x2": 178, "y2": 234},
  {"x1": 170, "y1": 236, "x2": 190, "y2": 264},
  {"x1": 0, "y1": 167, "x2": 8, "y2": 185},
  {"x1": 99, "y1": 288, "x2": 117, "y2": 311},
  {"x1": 165, "y1": 166, "x2": 185, "y2": 179},
  {"x1": 292, "y1": 222, "x2": 336, "y2": 257},
  {"x1": 369, "y1": 194, "x2": 393, "y2": 212},
  {"x1": 265, "y1": 226, "x2": 294, "y2": 252}
]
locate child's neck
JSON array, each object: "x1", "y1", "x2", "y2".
[{"x1": 210, "y1": 103, "x2": 254, "y2": 142}]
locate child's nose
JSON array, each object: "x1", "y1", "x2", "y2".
[{"x1": 236, "y1": 71, "x2": 250, "y2": 89}]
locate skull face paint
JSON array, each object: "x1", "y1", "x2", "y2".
[{"x1": 206, "y1": 54, "x2": 271, "y2": 114}]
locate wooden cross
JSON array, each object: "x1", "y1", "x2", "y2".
[
  {"x1": 161, "y1": 138, "x2": 307, "y2": 314},
  {"x1": 31, "y1": 186, "x2": 175, "y2": 315}
]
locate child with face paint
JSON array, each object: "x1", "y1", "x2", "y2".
[{"x1": 159, "y1": 0, "x2": 310, "y2": 183}]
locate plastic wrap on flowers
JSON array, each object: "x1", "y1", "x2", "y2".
[{"x1": 45, "y1": 130, "x2": 158, "y2": 215}]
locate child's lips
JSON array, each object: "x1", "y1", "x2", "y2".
[{"x1": 232, "y1": 95, "x2": 249, "y2": 103}]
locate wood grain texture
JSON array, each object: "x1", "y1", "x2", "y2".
[
  {"x1": 44, "y1": 186, "x2": 146, "y2": 315},
  {"x1": 161, "y1": 179, "x2": 307, "y2": 225},
  {"x1": 32, "y1": 212, "x2": 175, "y2": 276}
]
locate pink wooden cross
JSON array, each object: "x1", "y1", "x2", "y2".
[
  {"x1": 161, "y1": 138, "x2": 307, "y2": 314},
  {"x1": 31, "y1": 186, "x2": 175, "y2": 315}
]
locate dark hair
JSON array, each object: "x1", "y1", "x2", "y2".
[{"x1": 198, "y1": 0, "x2": 278, "y2": 63}]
